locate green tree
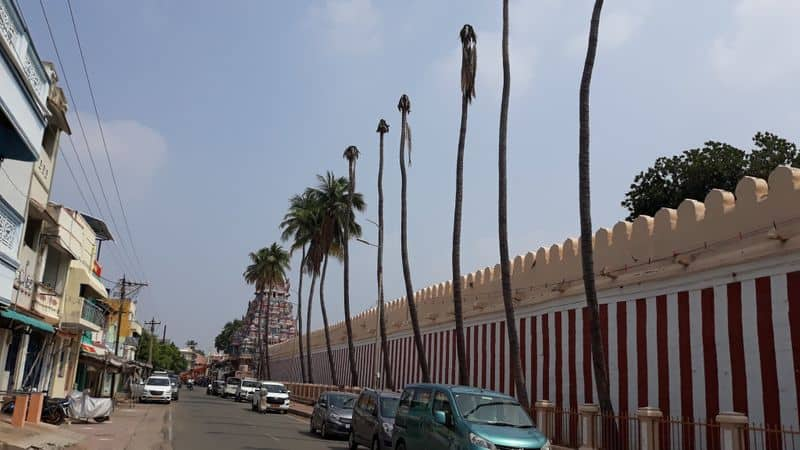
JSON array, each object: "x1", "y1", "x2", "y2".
[
  {"x1": 622, "y1": 132, "x2": 799, "y2": 220},
  {"x1": 452, "y1": 23, "x2": 476, "y2": 386},
  {"x1": 185, "y1": 339, "x2": 198, "y2": 350},
  {"x1": 244, "y1": 243, "x2": 291, "y2": 380},
  {"x1": 342, "y1": 145, "x2": 361, "y2": 386},
  {"x1": 375, "y1": 118, "x2": 394, "y2": 389},
  {"x1": 496, "y1": 0, "x2": 528, "y2": 408},
  {"x1": 397, "y1": 94, "x2": 430, "y2": 382},
  {"x1": 578, "y1": 0, "x2": 616, "y2": 425},
  {"x1": 214, "y1": 319, "x2": 243, "y2": 353},
  {"x1": 137, "y1": 331, "x2": 188, "y2": 372},
  {"x1": 280, "y1": 191, "x2": 319, "y2": 383}
]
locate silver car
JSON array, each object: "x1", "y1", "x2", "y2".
[{"x1": 310, "y1": 392, "x2": 357, "y2": 439}]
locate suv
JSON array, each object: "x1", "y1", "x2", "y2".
[
  {"x1": 223, "y1": 377, "x2": 241, "y2": 398},
  {"x1": 310, "y1": 391, "x2": 357, "y2": 439},
  {"x1": 349, "y1": 389, "x2": 400, "y2": 450},
  {"x1": 236, "y1": 378, "x2": 260, "y2": 402},
  {"x1": 392, "y1": 384, "x2": 550, "y2": 450},
  {"x1": 252, "y1": 381, "x2": 290, "y2": 413}
]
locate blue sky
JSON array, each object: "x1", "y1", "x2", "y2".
[{"x1": 18, "y1": 0, "x2": 800, "y2": 351}]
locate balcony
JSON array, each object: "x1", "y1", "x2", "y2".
[
  {"x1": 61, "y1": 295, "x2": 105, "y2": 333},
  {"x1": 32, "y1": 283, "x2": 61, "y2": 323}
]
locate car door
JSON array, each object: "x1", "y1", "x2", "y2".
[
  {"x1": 361, "y1": 393, "x2": 378, "y2": 444},
  {"x1": 431, "y1": 390, "x2": 457, "y2": 450},
  {"x1": 314, "y1": 394, "x2": 327, "y2": 429}
]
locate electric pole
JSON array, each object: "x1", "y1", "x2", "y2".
[
  {"x1": 111, "y1": 276, "x2": 148, "y2": 397},
  {"x1": 145, "y1": 317, "x2": 161, "y2": 368}
]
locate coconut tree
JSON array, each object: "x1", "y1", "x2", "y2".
[
  {"x1": 452, "y1": 24, "x2": 476, "y2": 386},
  {"x1": 342, "y1": 145, "x2": 361, "y2": 386},
  {"x1": 376, "y1": 118, "x2": 394, "y2": 390},
  {"x1": 243, "y1": 251, "x2": 267, "y2": 378},
  {"x1": 397, "y1": 94, "x2": 430, "y2": 382},
  {"x1": 305, "y1": 172, "x2": 365, "y2": 385},
  {"x1": 280, "y1": 192, "x2": 318, "y2": 382},
  {"x1": 496, "y1": 0, "x2": 529, "y2": 409},
  {"x1": 244, "y1": 243, "x2": 290, "y2": 379},
  {"x1": 578, "y1": 0, "x2": 614, "y2": 419}
]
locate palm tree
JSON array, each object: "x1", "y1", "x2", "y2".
[
  {"x1": 243, "y1": 252, "x2": 267, "y2": 378},
  {"x1": 397, "y1": 94, "x2": 430, "y2": 382},
  {"x1": 376, "y1": 118, "x2": 394, "y2": 390},
  {"x1": 280, "y1": 192, "x2": 318, "y2": 383},
  {"x1": 452, "y1": 24, "x2": 476, "y2": 386},
  {"x1": 342, "y1": 145, "x2": 361, "y2": 386},
  {"x1": 497, "y1": 0, "x2": 529, "y2": 409},
  {"x1": 579, "y1": 0, "x2": 614, "y2": 419},
  {"x1": 305, "y1": 172, "x2": 365, "y2": 386},
  {"x1": 243, "y1": 244, "x2": 290, "y2": 379}
]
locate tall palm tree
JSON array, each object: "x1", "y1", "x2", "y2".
[
  {"x1": 306, "y1": 172, "x2": 365, "y2": 386},
  {"x1": 342, "y1": 145, "x2": 361, "y2": 386},
  {"x1": 376, "y1": 118, "x2": 394, "y2": 390},
  {"x1": 497, "y1": 0, "x2": 529, "y2": 409},
  {"x1": 243, "y1": 251, "x2": 267, "y2": 378},
  {"x1": 280, "y1": 192, "x2": 318, "y2": 383},
  {"x1": 452, "y1": 24, "x2": 476, "y2": 386},
  {"x1": 244, "y1": 243, "x2": 290, "y2": 380},
  {"x1": 579, "y1": 0, "x2": 614, "y2": 418},
  {"x1": 397, "y1": 94, "x2": 430, "y2": 382}
]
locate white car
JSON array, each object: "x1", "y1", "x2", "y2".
[
  {"x1": 139, "y1": 376, "x2": 172, "y2": 403},
  {"x1": 251, "y1": 381, "x2": 291, "y2": 413},
  {"x1": 223, "y1": 377, "x2": 240, "y2": 398},
  {"x1": 235, "y1": 378, "x2": 260, "y2": 402}
]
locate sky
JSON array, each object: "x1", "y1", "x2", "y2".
[{"x1": 16, "y1": 0, "x2": 800, "y2": 352}]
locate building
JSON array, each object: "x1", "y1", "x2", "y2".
[{"x1": 0, "y1": 0, "x2": 73, "y2": 395}]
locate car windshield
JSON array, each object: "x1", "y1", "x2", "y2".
[
  {"x1": 380, "y1": 397, "x2": 400, "y2": 418},
  {"x1": 264, "y1": 384, "x2": 287, "y2": 393},
  {"x1": 242, "y1": 380, "x2": 259, "y2": 388},
  {"x1": 454, "y1": 394, "x2": 534, "y2": 428},
  {"x1": 329, "y1": 394, "x2": 356, "y2": 409},
  {"x1": 227, "y1": 378, "x2": 241, "y2": 386},
  {"x1": 146, "y1": 377, "x2": 170, "y2": 386}
]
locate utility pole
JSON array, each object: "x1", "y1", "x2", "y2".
[
  {"x1": 162, "y1": 324, "x2": 167, "y2": 344},
  {"x1": 145, "y1": 317, "x2": 161, "y2": 368},
  {"x1": 111, "y1": 276, "x2": 148, "y2": 397}
]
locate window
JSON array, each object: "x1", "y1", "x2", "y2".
[
  {"x1": 42, "y1": 126, "x2": 57, "y2": 157},
  {"x1": 380, "y1": 396, "x2": 399, "y2": 418},
  {"x1": 411, "y1": 389, "x2": 431, "y2": 413},
  {"x1": 396, "y1": 390, "x2": 413, "y2": 426},
  {"x1": 432, "y1": 391, "x2": 452, "y2": 416},
  {"x1": 23, "y1": 218, "x2": 42, "y2": 250}
]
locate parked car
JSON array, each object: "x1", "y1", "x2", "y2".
[
  {"x1": 310, "y1": 391, "x2": 357, "y2": 439},
  {"x1": 168, "y1": 374, "x2": 180, "y2": 401},
  {"x1": 235, "y1": 378, "x2": 260, "y2": 402},
  {"x1": 222, "y1": 377, "x2": 241, "y2": 398},
  {"x1": 139, "y1": 376, "x2": 172, "y2": 404},
  {"x1": 392, "y1": 384, "x2": 550, "y2": 450},
  {"x1": 251, "y1": 381, "x2": 291, "y2": 413},
  {"x1": 349, "y1": 389, "x2": 400, "y2": 450},
  {"x1": 211, "y1": 380, "x2": 226, "y2": 396}
]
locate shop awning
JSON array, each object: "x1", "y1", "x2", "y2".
[
  {"x1": 1, "y1": 309, "x2": 55, "y2": 333},
  {"x1": 81, "y1": 342, "x2": 106, "y2": 356}
]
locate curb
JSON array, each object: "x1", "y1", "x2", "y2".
[{"x1": 287, "y1": 407, "x2": 312, "y2": 418}]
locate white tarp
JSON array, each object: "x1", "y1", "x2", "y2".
[{"x1": 67, "y1": 390, "x2": 114, "y2": 419}]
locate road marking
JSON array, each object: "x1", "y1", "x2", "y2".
[
  {"x1": 265, "y1": 432, "x2": 280, "y2": 441},
  {"x1": 168, "y1": 404, "x2": 173, "y2": 444}
]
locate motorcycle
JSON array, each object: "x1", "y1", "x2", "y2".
[{"x1": 1, "y1": 391, "x2": 69, "y2": 425}]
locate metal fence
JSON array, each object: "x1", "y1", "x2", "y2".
[{"x1": 747, "y1": 423, "x2": 800, "y2": 450}]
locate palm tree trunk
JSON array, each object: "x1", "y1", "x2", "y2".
[
  {"x1": 297, "y1": 247, "x2": 307, "y2": 383},
  {"x1": 264, "y1": 285, "x2": 272, "y2": 380},
  {"x1": 319, "y1": 253, "x2": 338, "y2": 385},
  {"x1": 306, "y1": 272, "x2": 317, "y2": 384},
  {"x1": 343, "y1": 165, "x2": 359, "y2": 386},
  {"x1": 378, "y1": 130, "x2": 394, "y2": 390},
  {"x1": 453, "y1": 94, "x2": 470, "y2": 386},
  {"x1": 399, "y1": 105, "x2": 430, "y2": 382},
  {"x1": 497, "y1": 0, "x2": 529, "y2": 410},
  {"x1": 579, "y1": 0, "x2": 614, "y2": 419},
  {"x1": 255, "y1": 293, "x2": 263, "y2": 379}
]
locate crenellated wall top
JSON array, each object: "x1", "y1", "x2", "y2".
[{"x1": 271, "y1": 166, "x2": 800, "y2": 358}]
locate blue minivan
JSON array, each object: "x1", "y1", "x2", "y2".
[{"x1": 392, "y1": 384, "x2": 550, "y2": 450}]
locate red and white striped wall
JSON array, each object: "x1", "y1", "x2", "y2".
[{"x1": 272, "y1": 267, "x2": 800, "y2": 434}]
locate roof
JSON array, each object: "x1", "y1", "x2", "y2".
[
  {"x1": 79, "y1": 213, "x2": 114, "y2": 241},
  {"x1": 404, "y1": 383, "x2": 515, "y2": 398}
]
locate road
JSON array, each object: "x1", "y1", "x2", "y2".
[{"x1": 172, "y1": 389, "x2": 347, "y2": 450}]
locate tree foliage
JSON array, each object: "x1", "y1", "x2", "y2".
[
  {"x1": 622, "y1": 132, "x2": 799, "y2": 220},
  {"x1": 136, "y1": 331, "x2": 188, "y2": 372},
  {"x1": 214, "y1": 319, "x2": 243, "y2": 353}
]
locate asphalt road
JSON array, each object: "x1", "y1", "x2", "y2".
[{"x1": 172, "y1": 389, "x2": 347, "y2": 450}]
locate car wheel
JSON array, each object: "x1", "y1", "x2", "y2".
[
  {"x1": 348, "y1": 431, "x2": 358, "y2": 450},
  {"x1": 371, "y1": 437, "x2": 379, "y2": 450},
  {"x1": 251, "y1": 402, "x2": 257, "y2": 412},
  {"x1": 321, "y1": 422, "x2": 329, "y2": 439},
  {"x1": 309, "y1": 418, "x2": 316, "y2": 434}
]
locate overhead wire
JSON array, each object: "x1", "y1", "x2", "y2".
[
  {"x1": 65, "y1": 0, "x2": 147, "y2": 281},
  {"x1": 37, "y1": 0, "x2": 142, "y2": 281}
]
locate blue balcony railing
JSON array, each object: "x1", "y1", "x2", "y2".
[{"x1": 81, "y1": 299, "x2": 105, "y2": 328}]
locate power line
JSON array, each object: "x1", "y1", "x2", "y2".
[
  {"x1": 37, "y1": 0, "x2": 143, "y2": 281},
  {"x1": 56, "y1": 147, "x2": 92, "y2": 216},
  {"x1": 65, "y1": 0, "x2": 146, "y2": 280}
]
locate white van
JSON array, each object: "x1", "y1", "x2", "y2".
[{"x1": 223, "y1": 377, "x2": 241, "y2": 398}]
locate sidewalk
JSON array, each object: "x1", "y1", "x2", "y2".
[
  {"x1": 0, "y1": 417, "x2": 84, "y2": 450},
  {"x1": 70, "y1": 403, "x2": 172, "y2": 450},
  {"x1": 287, "y1": 401, "x2": 313, "y2": 418}
]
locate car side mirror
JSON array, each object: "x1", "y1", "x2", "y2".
[{"x1": 433, "y1": 411, "x2": 447, "y2": 426}]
